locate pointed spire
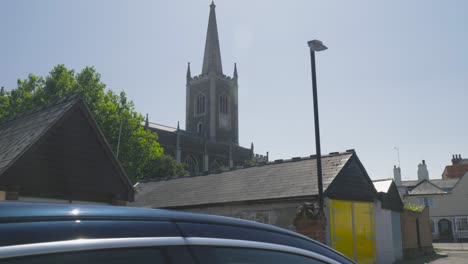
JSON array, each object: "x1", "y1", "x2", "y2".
[
  {"x1": 144, "y1": 113, "x2": 149, "y2": 130},
  {"x1": 202, "y1": 1, "x2": 223, "y2": 74},
  {"x1": 233, "y1": 63, "x2": 238, "y2": 79},
  {"x1": 186, "y1": 62, "x2": 191, "y2": 81}
]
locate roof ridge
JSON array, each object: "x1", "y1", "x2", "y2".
[
  {"x1": 373, "y1": 178, "x2": 393, "y2": 182},
  {"x1": 137, "y1": 150, "x2": 355, "y2": 183},
  {"x1": 0, "y1": 94, "x2": 81, "y2": 126}
]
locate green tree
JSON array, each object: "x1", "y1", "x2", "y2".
[{"x1": 1, "y1": 65, "x2": 185, "y2": 182}]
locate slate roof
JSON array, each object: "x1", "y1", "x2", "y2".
[
  {"x1": 145, "y1": 122, "x2": 177, "y2": 132},
  {"x1": 373, "y1": 179, "x2": 393, "y2": 193},
  {"x1": 132, "y1": 152, "x2": 354, "y2": 208},
  {"x1": 0, "y1": 97, "x2": 135, "y2": 201},
  {"x1": 372, "y1": 179, "x2": 403, "y2": 211},
  {"x1": 0, "y1": 99, "x2": 76, "y2": 175},
  {"x1": 401, "y1": 179, "x2": 459, "y2": 191},
  {"x1": 407, "y1": 180, "x2": 447, "y2": 195}
]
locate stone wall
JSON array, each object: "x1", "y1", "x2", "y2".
[{"x1": 178, "y1": 199, "x2": 327, "y2": 244}]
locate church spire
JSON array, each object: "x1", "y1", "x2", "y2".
[
  {"x1": 186, "y1": 62, "x2": 191, "y2": 81},
  {"x1": 144, "y1": 113, "x2": 149, "y2": 130},
  {"x1": 202, "y1": 1, "x2": 223, "y2": 74},
  {"x1": 233, "y1": 63, "x2": 238, "y2": 79}
]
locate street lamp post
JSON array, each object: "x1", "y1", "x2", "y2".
[{"x1": 308, "y1": 39, "x2": 327, "y2": 210}]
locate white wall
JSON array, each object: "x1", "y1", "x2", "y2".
[
  {"x1": 391, "y1": 211, "x2": 403, "y2": 261},
  {"x1": 374, "y1": 200, "x2": 395, "y2": 264}
]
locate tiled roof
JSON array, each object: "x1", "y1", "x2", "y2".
[
  {"x1": 0, "y1": 99, "x2": 76, "y2": 175},
  {"x1": 373, "y1": 179, "x2": 393, "y2": 193},
  {"x1": 408, "y1": 180, "x2": 446, "y2": 195},
  {"x1": 132, "y1": 152, "x2": 353, "y2": 208}
]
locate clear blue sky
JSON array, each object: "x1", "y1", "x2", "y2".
[{"x1": 1, "y1": 0, "x2": 467, "y2": 181}]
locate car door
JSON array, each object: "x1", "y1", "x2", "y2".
[{"x1": 0, "y1": 237, "x2": 195, "y2": 264}]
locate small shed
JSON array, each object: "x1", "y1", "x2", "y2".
[
  {"x1": 0, "y1": 97, "x2": 134, "y2": 205},
  {"x1": 373, "y1": 179, "x2": 404, "y2": 263},
  {"x1": 133, "y1": 151, "x2": 379, "y2": 263},
  {"x1": 400, "y1": 206, "x2": 433, "y2": 257}
]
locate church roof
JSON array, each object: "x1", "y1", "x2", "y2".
[
  {"x1": 132, "y1": 151, "x2": 377, "y2": 208},
  {"x1": 202, "y1": 1, "x2": 223, "y2": 74},
  {"x1": 145, "y1": 122, "x2": 177, "y2": 133}
]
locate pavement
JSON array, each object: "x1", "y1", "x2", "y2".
[
  {"x1": 395, "y1": 245, "x2": 468, "y2": 264},
  {"x1": 433, "y1": 242, "x2": 468, "y2": 251}
]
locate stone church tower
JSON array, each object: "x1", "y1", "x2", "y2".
[
  {"x1": 185, "y1": 1, "x2": 239, "y2": 145},
  {"x1": 144, "y1": 2, "x2": 268, "y2": 175}
]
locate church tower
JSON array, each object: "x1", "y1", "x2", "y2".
[{"x1": 186, "y1": 1, "x2": 239, "y2": 145}]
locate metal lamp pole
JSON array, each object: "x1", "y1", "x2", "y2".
[{"x1": 308, "y1": 40, "x2": 327, "y2": 209}]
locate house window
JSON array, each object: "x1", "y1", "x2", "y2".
[
  {"x1": 219, "y1": 95, "x2": 228, "y2": 114},
  {"x1": 430, "y1": 220, "x2": 435, "y2": 233},
  {"x1": 456, "y1": 218, "x2": 468, "y2": 231},
  {"x1": 418, "y1": 197, "x2": 434, "y2": 208},
  {"x1": 197, "y1": 95, "x2": 205, "y2": 114}
]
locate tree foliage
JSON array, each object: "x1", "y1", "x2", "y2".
[{"x1": 0, "y1": 64, "x2": 185, "y2": 182}]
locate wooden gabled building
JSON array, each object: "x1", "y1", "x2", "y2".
[{"x1": 0, "y1": 97, "x2": 134, "y2": 205}]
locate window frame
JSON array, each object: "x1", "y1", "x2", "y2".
[
  {"x1": 196, "y1": 95, "x2": 206, "y2": 115},
  {"x1": 0, "y1": 237, "x2": 344, "y2": 264},
  {"x1": 187, "y1": 237, "x2": 343, "y2": 264},
  {"x1": 0, "y1": 237, "x2": 186, "y2": 260},
  {"x1": 219, "y1": 95, "x2": 228, "y2": 115}
]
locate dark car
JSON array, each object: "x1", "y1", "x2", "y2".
[{"x1": 0, "y1": 202, "x2": 354, "y2": 264}]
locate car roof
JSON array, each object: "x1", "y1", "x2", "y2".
[{"x1": 0, "y1": 202, "x2": 302, "y2": 240}]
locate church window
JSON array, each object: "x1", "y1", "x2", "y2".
[
  {"x1": 184, "y1": 155, "x2": 199, "y2": 175},
  {"x1": 196, "y1": 95, "x2": 205, "y2": 114},
  {"x1": 456, "y1": 217, "x2": 468, "y2": 231},
  {"x1": 211, "y1": 159, "x2": 224, "y2": 171},
  {"x1": 219, "y1": 95, "x2": 228, "y2": 114},
  {"x1": 197, "y1": 122, "x2": 203, "y2": 134}
]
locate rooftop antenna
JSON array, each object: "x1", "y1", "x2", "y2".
[{"x1": 394, "y1": 146, "x2": 400, "y2": 168}]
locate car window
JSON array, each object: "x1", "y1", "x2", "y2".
[
  {"x1": 1, "y1": 247, "x2": 167, "y2": 264},
  {"x1": 194, "y1": 246, "x2": 327, "y2": 264}
]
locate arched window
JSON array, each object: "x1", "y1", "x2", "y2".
[
  {"x1": 196, "y1": 95, "x2": 205, "y2": 114},
  {"x1": 197, "y1": 122, "x2": 203, "y2": 134},
  {"x1": 211, "y1": 160, "x2": 224, "y2": 171},
  {"x1": 184, "y1": 155, "x2": 199, "y2": 175},
  {"x1": 219, "y1": 95, "x2": 228, "y2": 114}
]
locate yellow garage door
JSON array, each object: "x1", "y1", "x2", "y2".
[{"x1": 329, "y1": 199, "x2": 376, "y2": 264}]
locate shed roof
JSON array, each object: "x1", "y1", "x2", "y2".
[
  {"x1": 132, "y1": 151, "x2": 376, "y2": 208},
  {"x1": 0, "y1": 97, "x2": 135, "y2": 202},
  {"x1": 373, "y1": 179, "x2": 393, "y2": 193},
  {"x1": 0, "y1": 99, "x2": 76, "y2": 174}
]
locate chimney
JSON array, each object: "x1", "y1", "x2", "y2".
[
  {"x1": 393, "y1": 165, "x2": 402, "y2": 186},
  {"x1": 452, "y1": 154, "x2": 462, "y2": 165},
  {"x1": 417, "y1": 160, "x2": 429, "y2": 181}
]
